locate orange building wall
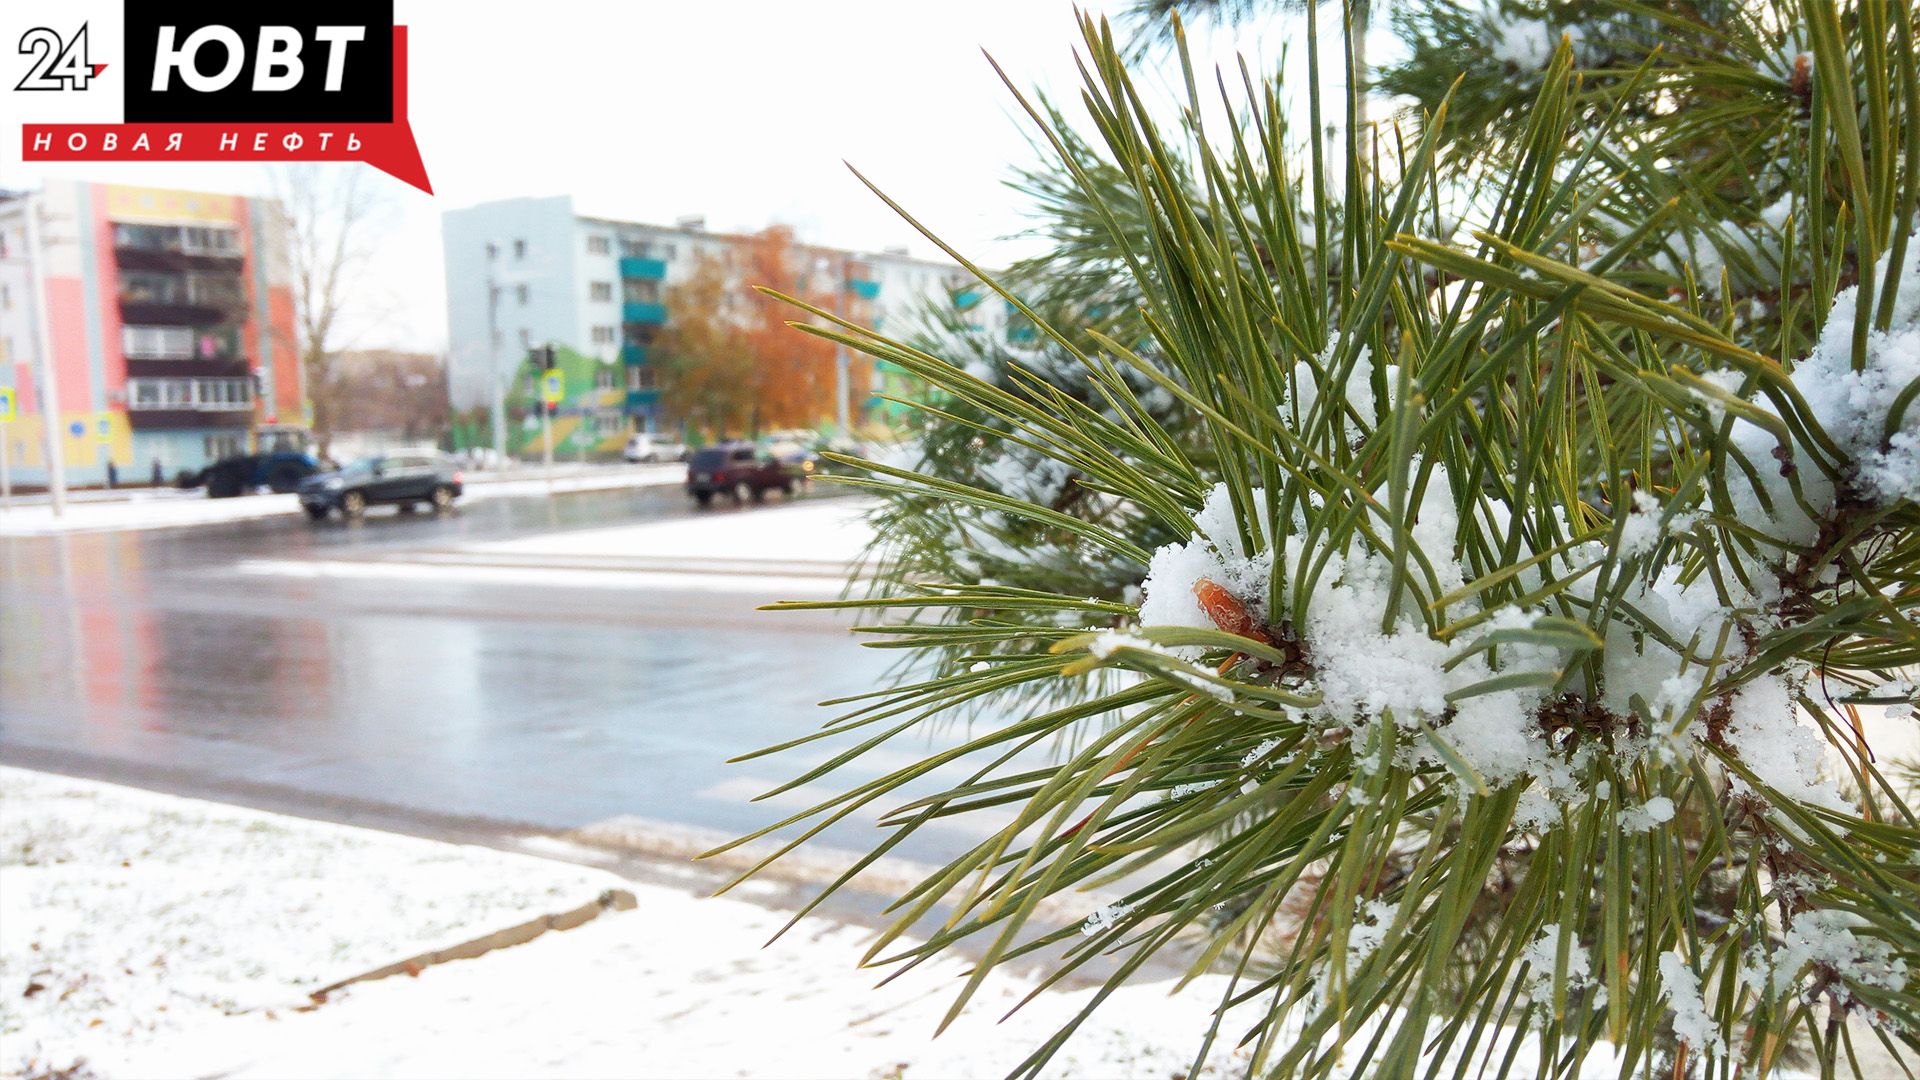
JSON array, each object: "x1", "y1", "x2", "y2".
[{"x1": 267, "y1": 286, "x2": 300, "y2": 421}]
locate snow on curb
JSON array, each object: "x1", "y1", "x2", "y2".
[
  {"x1": 0, "y1": 766, "x2": 629, "y2": 1077},
  {"x1": 0, "y1": 466, "x2": 685, "y2": 537},
  {"x1": 0, "y1": 492, "x2": 305, "y2": 537}
]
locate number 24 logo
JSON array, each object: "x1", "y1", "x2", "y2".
[{"x1": 17, "y1": 24, "x2": 103, "y2": 92}]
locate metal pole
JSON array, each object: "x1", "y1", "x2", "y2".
[
  {"x1": 541, "y1": 398, "x2": 553, "y2": 490},
  {"x1": 23, "y1": 195, "x2": 66, "y2": 517},
  {"x1": 0, "y1": 421, "x2": 11, "y2": 511},
  {"x1": 486, "y1": 275, "x2": 506, "y2": 459},
  {"x1": 835, "y1": 254, "x2": 850, "y2": 435}
]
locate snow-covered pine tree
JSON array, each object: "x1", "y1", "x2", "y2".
[{"x1": 714, "y1": 4, "x2": 1920, "y2": 1076}]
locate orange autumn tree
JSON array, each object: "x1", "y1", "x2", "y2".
[
  {"x1": 657, "y1": 225, "x2": 860, "y2": 440},
  {"x1": 656, "y1": 252, "x2": 757, "y2": 438},
  {"x1": 735, "y1": 225, "x2": 852, "y2": 431}
]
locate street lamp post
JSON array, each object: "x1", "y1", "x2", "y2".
[
  {"x1": 485, "y1": 270, "x2": 506, "y2": 459},
  {"x1": 23, "y1": 195, "x2": 66, "y2": 517}
]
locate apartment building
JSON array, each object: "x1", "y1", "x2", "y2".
[
  {"x1": 441, "y1": 195, "x2": 991, "y2": 452},
  {"x1": 0, "y1": 180, "x2": 300, "y2": 486}
]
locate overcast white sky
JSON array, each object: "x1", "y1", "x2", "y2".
[{"x1": 1, "y1": 0, "x2": 1350, "y2": 352}]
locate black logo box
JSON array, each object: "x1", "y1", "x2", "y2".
[{"x1": 122, "y1": 0, "x2": 394, "y2": 123}]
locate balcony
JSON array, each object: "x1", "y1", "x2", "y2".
[
  {"x1": 125, "y1": 376, "x2": 255, "y2": 429},
  {"x1": 621, "y1": 344, "x2": 649, "y2": 365},
  {"x1": 624, "y1": 389, "x2": 661, "y2": 412},
  {"x1": 124, "y1": 324, "x2": 247, "y2": 379},
  {"x1": 846, "y1": 278, "x2": 881, "y2": 300},
  {"x1": 112, "y1": 222, "x2": 244, "y2": 271},
  {"x1": 619, "y1": 256, "x2": 667, "y2": 280},
  {"x1": 119, "y1": 270, "x2": 247, "y2": 324},
  {"x1": 622, "y1": 301, "x2": 667, "y2": 324}
]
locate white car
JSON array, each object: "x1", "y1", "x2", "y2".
[
  {"x1": 460, "y1": 447, "x2": 507, "y2": 471},
  {"x1": 623, "y1": 434, "x2": 687, "y2": 462}
]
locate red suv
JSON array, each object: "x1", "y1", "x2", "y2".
[{"x1": 686, "y1": 443, "x2": 792, "y2": 506}]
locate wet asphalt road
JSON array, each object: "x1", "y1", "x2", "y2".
[{"x1": 0, "y1": 483, "x2": 998, "y2": 872}]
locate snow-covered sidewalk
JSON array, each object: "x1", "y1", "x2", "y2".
[
  {"x1": 0, "y1": 464, "x2": 684, "y2": 537},
  {"x1": 0, "y1": 767, "x2": 628, "y2": 1078},
  {"x1": 0, "y1": 489, "x2": 304, "y2": 536},
  {"x1": 0, "y1": 766, "x2": 1255, "y2": 1079}
]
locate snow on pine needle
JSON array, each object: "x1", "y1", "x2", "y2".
[{"x1": 732, "y1": 7, "x2": 1920, "y2": 1080}]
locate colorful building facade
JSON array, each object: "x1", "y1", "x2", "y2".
[
  {"x1": 440, "y1": 195, "x2": 993, "y2": 455},
  {"x1": 0, "y1": 181, "x2": 300, "y2": 487}
]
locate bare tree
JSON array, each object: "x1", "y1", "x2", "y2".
[{"x1": 271, "y1": 165, "x2": 392, "y2": 458}]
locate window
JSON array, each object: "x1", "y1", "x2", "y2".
[
  {"x1": 591, "y1": 326, "x2": 616, "y2": 345},
  {"x1": 515, "y1": 284, "x2": 530, "y2": 305},
  {"x1": 620, "y1": 238, "x2": 652, "y2": 258},
  {"x1": 513, "y1": 239, "x2": 527, "y2": 259},
  {"x1": 628, "y1": 365, "x2": 657, "y2": 391},
  {"x1": 623, "y1": 279, "x2": 660, "y2": 303},
  {"x1": 1, "y1": 284, "x2": 9, "y2": 309},
  {"x1": 662, "y1": 243, "x2": 677, "y2": 260},
  {"x1": 205, "y1": 434, "x2": 244, "y2": 459},
  {"x1": 120, "y1": 270, "x2": 243, "y2": 308},
  {"x1": 112, "y1": 222, "x2": 238, "y2": 255},
  {"x1": 586, "y1": 235, "x2": 610, "y2": 255},
  {"x1": 486, "y1": 242, "x2": 498, "y2": 260},
  {"x1": 518, "y1": 329, "x2": 532, "y2": 349},
  {"x1": 181, "y1": 226, "x2": 239, "y2": 256},
  {"x1": 126, "y1": 377, "x2": 250, "y2": 410},
  {"x1": 595, "y1": 366, "x2": 614, "y2": 391},
  {"x1": 123, "y1": 325, "x2": 197, "y2": 360},
  {"x1": 589, "y1": 281, "x2": 612, "y2": 302},
  {"x1": 192, "y1": 377, "x2": 252, "y2": 409}
]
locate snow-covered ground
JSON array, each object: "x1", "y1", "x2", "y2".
[
  {"x1": 0, "y1": 465, "x2": 683, "y2": 537},
  {"x1": 232, "y1": 498, "x2": 881, "y2": 596},
  {"x1": 232, "y1": 557, "x2": 850, "y2": 597},
  {"x1": 0, "y1": 489, "x2": 305, "y2": 536},
  {"x1": 0, "y1": 766, "x2": 626, "y2": 1078},
  {"x1": 0, "y1": 766, "x2": 1257, "y2": 1080},
  {"x1": 2, "y1": 766, "x2": 1793, "y2": 1080},
  {"x1": 468, "y1": 496, "x2": 875, "y2": 567},
  {"x1": 462, "y1": 463, "x2": 683, "y2": 503}
]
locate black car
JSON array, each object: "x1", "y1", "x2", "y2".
[
  {"x1": 298, "y1": 451, "x2": 464, "y2": 520},
  {"x1": 685, "y1": 443, "x2": 793, "y2": 506},
  {"x1": 185, "y1": 451, "x2": 323, "y2": 498}
]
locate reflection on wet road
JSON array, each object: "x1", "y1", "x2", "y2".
[{"x1": 0, "y1": 486, "x2": 995, "y2": 868}]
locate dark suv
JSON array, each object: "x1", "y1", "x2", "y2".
[
  {"x1": 186, "y1": 451, "x2": 322, "y2": 498},
  {"x1": 299, "y1": 451, "x2": 464, "y2": 521},
  {"x1": 686, "y1": 443, "x2": 792, "y2": 506}
]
